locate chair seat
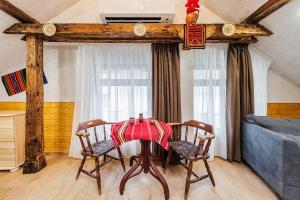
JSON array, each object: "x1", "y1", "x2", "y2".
[
  {"x1": 169, "y1": 141, "x2": 204, "y2": 160},
  {"x1": 82, "y1": 140, "x2": 115, "y2": 156}
]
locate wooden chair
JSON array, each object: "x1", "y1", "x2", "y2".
[
  {"x1": 75, "y1": 119, "x2": 126, "y2": 195},
  {"x1": 165, "y1": 120, "x2": 216, "y2": 200}
]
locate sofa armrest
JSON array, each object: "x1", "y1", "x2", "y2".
[
  {"x1": 242, "y1": 123, "x2": 285, "y2": 181},
  {"x1": 283, "y1": 139, "x2": 300, "y2": 187},
  {"x1": 242, "y1": 122, "x2": 300, "y2": 187}
]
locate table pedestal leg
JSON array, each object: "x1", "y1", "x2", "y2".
[{"x1": 119, "y1": 140, "x2": 169, "y2": 200}]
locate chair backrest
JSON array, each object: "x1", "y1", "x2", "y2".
[
  {"x1": 76, "y1": 119, "x2": 114, "y2": 154},
  {"x1": 183, "y1": 120, "x2": 213, "y2": 143},
  {"x1": 170, "y1": 120, "x2": 215, "y2": 159}
]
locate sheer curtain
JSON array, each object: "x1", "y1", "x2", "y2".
[
  {"x1": 193, "y1": 44, "x2": 228, "y2": 160},
  {"x1": 69, "y1": 44, "x2": 152, "y2": 158},
  {"x1": 250, "y1": 47, "x2": 273, "y2": 116}
]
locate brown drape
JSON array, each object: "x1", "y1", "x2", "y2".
[
  {"x1": 226, "y1": 44, "x2": 254, "y2": 162},
  {"x1": 152, "y1": 43, "x2": 181, "y2": 161}
]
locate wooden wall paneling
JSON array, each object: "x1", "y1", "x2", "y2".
[
  {"x1": 0, "y1": 102, "x2": 74, "y2": 153},
  {"x1": 267, "y1": 103, "x2": 300, "y2": 118}
]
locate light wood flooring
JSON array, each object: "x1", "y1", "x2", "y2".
[{"x1": 0, "y1": 154, "x2": 279, "y2": 200}]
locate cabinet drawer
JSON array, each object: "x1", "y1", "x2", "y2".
[
  {"x1": 0, "y1": 155, "x2": 15, "y2": 167},
  {"x1": 0, "y1": 117, "x2": 14, "y2": 129},
  {"x1": 0, "y1": 129, "x2": 14, "y2": 141},
  {"x1": 0, "y1": 142, "x2": 15, "y2": 155}
]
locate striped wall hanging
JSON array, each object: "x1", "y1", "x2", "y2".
[{"x1": 1, "y1": 68, "x2": 48, "y2": 96}]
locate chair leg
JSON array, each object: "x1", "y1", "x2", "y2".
[
  {"x1": 95, "y1": 157, "x2": 101, "y2": 195},
  {"x1": 117, "y1": 147, "x2": 126, "y2": 172},
  {"x1": 103, "y1": 154, "x2": 107, "y2": 162},
  {"x1": 76, "y1": 155, "x2": 87, "y2": 180},
  {"x1": 204, "y1": 159, "x2": 215, "y2": 186},
  {"x1": 184, "y1": 161, "x2": 193, "y2": 200},
  {"x1": 164, "y1": 149, "x2": 172, "y2": 173}
]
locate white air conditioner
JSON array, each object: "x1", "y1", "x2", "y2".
[{"x1": 99, "y1": 0, "x2": 175, "y2": 23}]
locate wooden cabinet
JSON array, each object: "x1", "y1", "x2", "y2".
[{"x1": 0, "y1": 111, "x2": 25, "y2": 172}]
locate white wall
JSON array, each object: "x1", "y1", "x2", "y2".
[
  {"x1": 1, "y1": 0, "x2": 300, "y2": 106},
  {"x1": 0, "y1": 45, "x2": 77, "y2": 102},
  {"x1": 268, "y1": 69, "x2": 300, "y2": 103},
  {"x1": 174, "y1": 1, "x2": 225, "y2": 121}
]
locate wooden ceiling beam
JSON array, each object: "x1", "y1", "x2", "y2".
[
  {"x1": 41, "y1": 36, "x2": 258, "y2": 44},
  {"x1": 242, "y1": 0, "x2": 291, "y2": 24},
  {"x1": 207, "y1": 37, "x2": 258, "y2": 44},
  {"x1": 4, "y1": 23, "x2": 272, "y2": 43},
  {"x1": 42, "y1": 36, "x2": 183, "y2": 44},
  {"x1": 206, "y1": 24, "x2": 272, "y2": 39},
  {"x1": 0, "y1": 0, "x2": 39, "y2": 23}
]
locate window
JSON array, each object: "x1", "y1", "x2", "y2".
[
  {"x1": 98, "y1": 64, "x2": 152, "y2": 122},
  {"x1": 193, "y1": 45, "x2": 228, "y2": 159},
  {"x1": 70, "y1": 44, "x2": 152, "y2": 158}
]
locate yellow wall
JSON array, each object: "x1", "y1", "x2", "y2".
[
  {"x1": 0, "y1": 102, "x2": 74, "y2": 153},
  {"x1": 268, "y1": 103, "x2": 300, "y2": 118},
  {"x1": 1, "y1": 102, "x2": 298, "y2": 153}
]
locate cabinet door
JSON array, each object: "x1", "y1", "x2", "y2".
[
  {"x1": 0, "y1": 117, "x2": 14, "y2": 128},
  {"x1": 0, "y1": 142, "x2": 15, "y2": 167},
  {"x1": 14, "y1": 114, "x2": 25, "y2": 166},
  {"x1": 0, "y1": 128, "x2": 14, "y2": 141}
]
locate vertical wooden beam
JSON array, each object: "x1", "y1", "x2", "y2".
[{"x1": 23, "y1": 35, "x2": 46, "y2": 174}]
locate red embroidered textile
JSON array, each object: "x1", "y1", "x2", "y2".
[{"x1": 111, "y1": 119, "x2": 172, "y2": 150}]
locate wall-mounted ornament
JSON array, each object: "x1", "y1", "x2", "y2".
[
  {"x1": 1, "y1": 68, "x2": 48, "y2": 96},
  {"x1": 184, "y1": 24, "x2": 206, "y2": 49},
  {"x1": 42, "y1": 23, "x2": 56, "y2": 37},
  {"x1": 222, "y1": 22, "x2": 236, "y2": 37},
  {"x1": 133, "y1": 23, "x2": 147, "y2": 36}
]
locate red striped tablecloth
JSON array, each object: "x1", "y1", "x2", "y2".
[{"x1": 111, "y1": 119, "x2": 172, "y2": 150}]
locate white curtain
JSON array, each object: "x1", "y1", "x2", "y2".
[
  {"x1": 193, "y1": 44, "x2": 228, "y2": 160},
  {"x1": 69, "y1": 44, "x2": 152, "y2": 158},
  {"x1": 250, "y1": 47, "x2": 273, "y2": 116}
]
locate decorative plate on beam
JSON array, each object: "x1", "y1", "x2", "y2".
[{"x1": 42, "y1": 23, "x2": 56, "y2": 37}]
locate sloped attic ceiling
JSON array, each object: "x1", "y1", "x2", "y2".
[
  {"x1": 202, "y1": 0, "x2": 300, "y2": 87},
  {"x1": 202, "y1": 0, "x2": 268, "y2": 23},
  {"x1": 0, "y1": 11, "x2": 25, "y2": 73},
  {"x1": 256, "y1": 0, "x2": 300, "y2": 87},
  {"x1": 8, "y1": 0, "x2": 80, "y2": 22}
]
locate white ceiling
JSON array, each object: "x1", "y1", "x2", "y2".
[
  {"x1": 201, "y1": 0, "x2": 300, "y2": 86},
  {"x1": 0, "y1": 11, "x2": 25, "y2": 74},
  {"x1": 201, "y1": 0, "x2": 268, "y2": 23},
  {"x1": 255, "y1": 0, "x2": 300, "y2": 87},
  {"x1": 9, "y1": 0, "x2": 80, "y2": 22}
]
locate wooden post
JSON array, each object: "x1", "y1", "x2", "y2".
[{"x1": 23, "y1": 35, "x2": 46, "y2": 174}]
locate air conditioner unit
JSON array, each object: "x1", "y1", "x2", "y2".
[{"x1": 99, "y1": 0, "x2": 175, "y2": 24}]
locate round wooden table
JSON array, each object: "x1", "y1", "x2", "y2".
[
  {"x1": 111, "y1": 119, "x2": 172, "y2": 200},
  {"x1": 119, "y1": 140, "x2": 169, "y2": 200}
]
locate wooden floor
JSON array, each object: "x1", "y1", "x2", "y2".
[{"x1": 0, "y1": 154, "x2": 279, "y2": 200}]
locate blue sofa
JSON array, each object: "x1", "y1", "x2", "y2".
[{"x1": 242, "y1": 115, "x2": 300, "y2": 200}]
